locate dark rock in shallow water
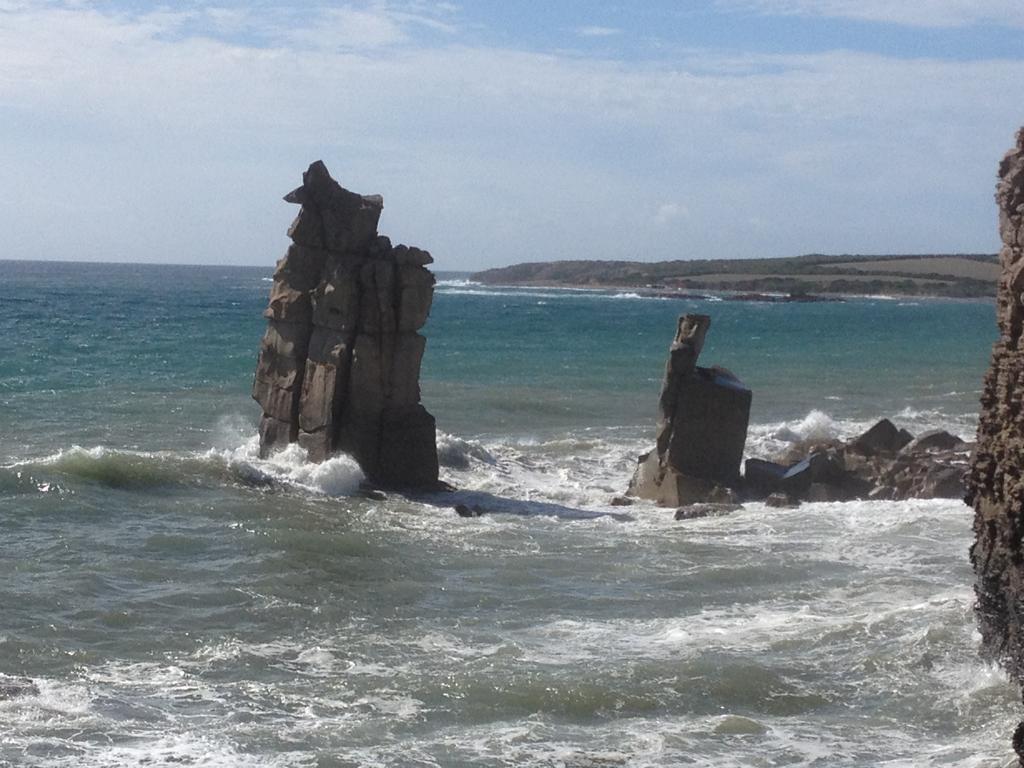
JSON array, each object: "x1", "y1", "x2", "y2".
[
  {"x1": 922, "y1": 465, "x2": 965, "y2": 499},
  {"x1": 674, "y1": 503, "x2": 742, "y2": 520},
  {"x1": 744, "y1": 450, "x2": 855, "y2": 501},
  {"x1": 967, "y1": 126, "x2": 1024, "y2": 759},
  {"x1": 743, "y1": 458, "x2": 787, "y2": 497},
  {"x1": 900, "y1": 429, "x2": 964, "y2": 455},
  {"x1": 745, "y1": 420, "x2": 965, "y2": 504},
  {"x1": 627, "y1": 315, "x2": 751, "y2": 506},
  {"x1": 850, "y1": 418, "x2": 913, "y2": 455},
  {"x1": 0, "y1": 676, "x2": 39, "y2": 700},
  {"x1": 253, "y1": 161, "x2": 440, "y2": 489}
]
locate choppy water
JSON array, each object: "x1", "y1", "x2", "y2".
[{"x1": 0, "y1": 260, "x2": 1016, "y2": 766}]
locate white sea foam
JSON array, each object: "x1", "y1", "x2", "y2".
[
  {"x1": 436, "y1": 431, "x2": 497, "y2": 469},
  {"x1": 210, "y1": 438, "x2": 364, "y2": 497},
  {"x1": 744, "y1": 408, "x2": 977, "y2": 460}
]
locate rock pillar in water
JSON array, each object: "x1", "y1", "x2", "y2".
[
  {"x1": 968, "y1": 127, "x2": 1024, "y2": 761},
  {"x1": 252, "y1": 161, "x2": 439, "y2": 488},
  {"x1": 627, "y1": 314, "x2": 751, "y2": 505}
]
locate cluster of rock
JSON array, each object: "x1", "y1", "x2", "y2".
[
  {"x1": 745, "y1": 418, "x2": 968, "y2": 507},
  {"x1": 968, "y1": 127, "x2": 1024, "y2": 759},
  {"x1": 625, "y1": 314, "x2": 969, "y2": 514},
  {"x1": 252, "y1": 161, "x2": 439, "y2": 488},
  {"x1": 627, "y1": 314, "x2": 752, "y2": 506}
]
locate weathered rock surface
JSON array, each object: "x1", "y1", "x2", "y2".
[
  {"x1": 967, "y1": 127, "x2": 1024, "y2": 760},
  {"x1": 628, "y1": 315, "x2": 752, "y2": 505},
  {"x1": 674, "y1": 503, "x2": 742, "y2": 520},
  {"x1": 744, "y1": 418, "x2": 970, "y2": 505},
  {"x1": 253, "y1": 161, "x2": 439, "y2": 488}
]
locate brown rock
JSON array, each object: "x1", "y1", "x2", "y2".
[
  {"x1": 376, "y1": 405, "x2": 439, "y2": 488},
  {"x1": 297, "y1": 428, "x2": 332, "y2": 463},
  {"x1": 287, "y1": 206, "x2": 325, "y2": 248},
  {"x1": 393, "y1": 245, "x2": 434, "y2": 266},
  {"x1": 923, "y1": 465, "x2": 965, "y2": 500},
  {"x1": 397, "y1": 264, "x2": 435, "y2": 331},
  {"x1": 900, "y1": 429, "x2": 965, "y2": 454},
  {"x1": 253, "y1": 342, "x2": 305, "y2": 393},
  {"x1": 258, "y1": 414, "x2": 295, "y2": 458},
  {"x1": 263, "y1": 280, "x2": 312, "y2": 325},
  {"x1": 275, "y1": 244, "x2": 330, "y2": 291},
  {"x1": 252, "y1": 161, "x2": 439, "y2": 488},
  {"x1": 298, "y1": 360, "x2": 346, "y2": 433},
  {"x1": 389, "y1": 333, "x2": 426, "y2": 407},
  {"x1": 312, "y1": 256, "x2": 362, "y2": 332},
  {"x1": 674, "y1": 503, "x2": 742, "y2": 520},
  {"x1": 851, "y1": 419, "x2": 912, "y2": 455},
  {"x1": 627, "y1": 315, "x2": 750, "y2": 505},
  {"x1": 968, "y1": 126, "x2": 1024, "y2": 759}
]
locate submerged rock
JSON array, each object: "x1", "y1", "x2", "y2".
[
  {"x1": 968, "y1": 126, "x2": 1024, "y2": 759},
  {"x1": 253, "y1": 162, "x2": 439, "y2": 489},
  {"x1": 674, "y1": 503, "x2": 742, "y2": 520},
  {"x1": 0, "y1": 676, "x2": 39, "y2": 700}
]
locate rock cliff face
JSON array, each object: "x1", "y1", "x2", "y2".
[
  {"x1": 968, "y1": 127, "x2": 1024, "y2": 759},
  {"x1": 253, "y1": 161, "x2": 439, "y2": 488}
]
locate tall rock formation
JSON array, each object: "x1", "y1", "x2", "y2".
[
  {"x1": 628, "y1": 314, "x2": 751, "y2": 505},
  {"x1": 252, "y1": 161, "x2": 439, "y2": 488},
  {"x1": 968, "y1": 127, "x2": 1024, "y2": 760}
]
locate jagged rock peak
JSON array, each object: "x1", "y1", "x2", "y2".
[{"x1": 252, "y1": 162, "x2": 440, "y2": 489}]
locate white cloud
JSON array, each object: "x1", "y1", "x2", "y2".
[
  {"x1": 0, "y1": 2, "x2": 1020, "y2": 268},
  {"x1": 655, "y1": 203, "x2": 689, "y2": 225},
  {"x1": 576, "y1": 25, "x2": 621, "y2": 37},
  {"x1": 722, "y1": 0, "x2": 1024, "y2": 29},
  {"x1": 284, "y1": 7, "x2": 408, "y2": 49}
]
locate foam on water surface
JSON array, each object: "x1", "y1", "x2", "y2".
[{"x1": 0, "y1": 263, "x2": 1009, "y2": 766}]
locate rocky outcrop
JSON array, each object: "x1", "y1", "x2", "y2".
[
  {"x1": 253, "y1": 161, "x2": 439, "y2": 489},
  {"x1": 968, "y1": 127, "x2": 1024, "y2": 761},
  {"x1": 628, "y1": 314, "x2": 752, "y2": 505},
  {"x1": 750, "y1": 420, "x2": 969, "y2": 504}
]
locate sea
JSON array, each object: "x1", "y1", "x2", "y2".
[{"x1": 0, "y1": 259, "x2": 1017, "y2": 767}]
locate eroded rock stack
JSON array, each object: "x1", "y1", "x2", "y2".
[
  {"x1": 627, "y1": 314, "x2": 752, "y2": 505},
  {"x1": 968, "y1": 127, "x2": 1024, "y2": 760},
  {"x1": 253, "y1": 161, "x2": 439, "y2": 488}
]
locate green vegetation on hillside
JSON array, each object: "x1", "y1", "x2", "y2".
[{"x1": 472, "y1": 253, "x2": 998, "y2": 298}]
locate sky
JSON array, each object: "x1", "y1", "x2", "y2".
[{"x1": 1, "y1": 1, "x2": 1023, "y2": 270}]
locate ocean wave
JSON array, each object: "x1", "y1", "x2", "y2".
[
  {"x1": 2, "y1": 436, "x2": 364, "y2": 498},
  {"x1": 435, "y1": 285, "x2": 668, "y2": 302},
  {"x1": 745, "y1": 408, "x2": 977, "y2": 460},
  {"x1": 436, "y1": 431, "x2": 497, "y2": 470},
  {"x1": 215, "y1": 441, "x2": 364, "y2": 497},
  {"x1": 434, "y1": 287, "x2": 584, "y2": 300},
  {"x1": 0, "y1": 405, "x2": 976, "y2": 510}
]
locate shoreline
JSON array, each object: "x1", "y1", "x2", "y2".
[{"x1": 452, "y1": 278, "x2": 996, "y2": 303}]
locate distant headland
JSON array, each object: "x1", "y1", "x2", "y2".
[{"x1": 472, "y1": 253, "x2": 998, "y2": 299}]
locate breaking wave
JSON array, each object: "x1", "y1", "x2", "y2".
[{"x1": 2, "y1": 438, "x2": 364, "y2": 498}]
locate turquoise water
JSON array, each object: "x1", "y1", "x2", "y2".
[{"x1": 0, "y1": 260, "x2": 1015, "y2": 766}]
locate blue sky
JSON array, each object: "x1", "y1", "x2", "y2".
[{"x1": 1, "y1": 1, "x2": 1022, "y2": 269}]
